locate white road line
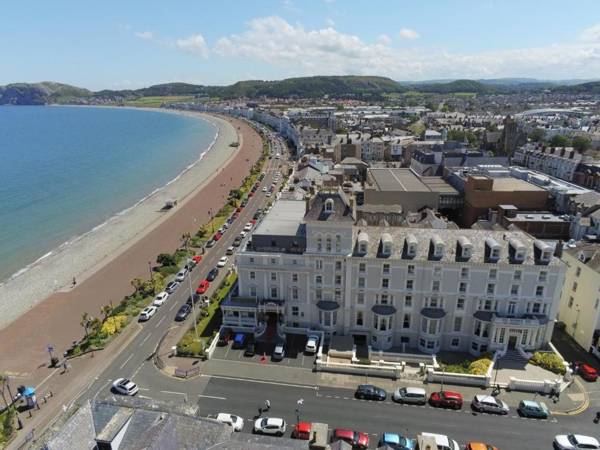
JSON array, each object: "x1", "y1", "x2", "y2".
[
  {"x1": 202, "y1": 374, "x2": 318, "y2": 390},
  {"x1": 155, "y1": 316, "x2": 165, "y2": 328},
  {"x1": 161, "y1": 390, "x2": 189, "y2": 402},
  {"x1": 119, "y1": 354, "x2": 134, "y2": 370},
  {"x1": 198, "y1": 394, "x2": 227, "y2": 400},
  {"x1": 138, "y1": 395, "x2": 153, "y2": 400},
  {"x1": 139, "y1": 333, "x2": 151, "y2": 346},
  {"x1": 131, "y1": 361, "x2": 145, "y2": 378}
]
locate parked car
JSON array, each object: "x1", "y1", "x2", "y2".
[
  {"x1": 186, "y1": 294, "x2": 202, "y2": 306},
  {"x1": 332, "y1": 429, "x2": 369, "y2": 450},
  {"x1": 244, "y1": 341, "x2": 256, "y2": 357},
  {"x1": 112, "y1": 378, "x2": 139, "y2": 396},
  {"x1": 273, "y1": 342, "x2": 285, "y2": 360},
  {"x1": 239, "y1": 231, "x2": 247, "y2": 238},
  {"x1": 291, "y1": 421, "x2": 311, "y2": 440},
  {"x1": 215, "y1": 413, "x2": 244, "y2": 432},
  {"x1": 253, "y1": 211, "x2": 261, "y2": 220},
  {"x1": 217, "y1": 256, "x2": 228, "y2": 267},
  {"x1": 165, "y1": 281, "x2": 180, "y2": 294},
  {"x1": 262, "y1": 186, "x2": 267, "y2": 192},
  {"x1": 244, "y1": 223, "x2": 253, "y2": 232},
  {"x1": 378, "y1": 432, "x2": 415, "y2": 450},
  {"x1": 465, "y1": 443, "x2": 498, "y2": 450},
  {"x1": 419, "y1": 433, "x2": 459, "y2": 450},
  {"x1": 266, "y1": 192, "x2": 272, "y2": 197},
  {"x1": 305, "y1": 335, "x2": 319, "y2": 354},
  {"x1": 205, "y1": 239, "x2": 216, "y2": 248},
  {"x1": 175, "y1": 268, "x2": 188, "y2": 282},
  {"x1": 429, "y1": 391, "x2": 463, "y2": 409},
  {"x1": 213, "y1": 232, "x2": 222, "y2": 241},
  {"x1": 196, "y1": 279, "x2": 210, "y2": 294},
  {"x1": 153, "y1": 291, "x2": 169, "y2": 307},
  {"x1": 206, "y1": 268, "x2": 219, "y2": 281},
  {"x1": 355, "y1": 384, "x2": 387, "y2": 401},
  {"x1": 575, "y1": 362, "x2": 598, "y2": 381},
  {"x1": 517, "y1": 399, "x2": 549, "y2": 418},
  {"x1": 253, "y1": 417, "x2": 286, "y2": 436},
  {"x1": 392, "y1": 387, "x2": 427, "y2": 405},
  {"x1": 139, "y1": 306, "x2": 157, "y2": 321},
  {"x1": 471, "y1": 395, "x2": 509, "y2": 415},
  {"x1": 175, "y1": 304, "x2": 191, "y2": 321},
  {"x1": 553, "y1": 434, "x2": 600, "y2": 450},
  {"x1": 226, "y1": 246, "x2": 235, "y2": 255},
  {"x1": 232, "y1": 333, "x2": 246, "y2": 349},
  {"x1": 232, "y1": 237, "x2": 242, "y2": 247},
  {"x1": 192, "y1": 255, "x2": 202, "y2": 264}
]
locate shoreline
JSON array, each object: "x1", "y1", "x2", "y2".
[{"x1": 0, "y1": 108, "x2": 235, "y2": 330}]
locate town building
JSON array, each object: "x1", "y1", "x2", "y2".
[
  {"x1": 227, "y1": 192, "x2": 565, "y2": 357},
  {"x1": 512, "y1": 144, "x2": 585, "y2": 182}
]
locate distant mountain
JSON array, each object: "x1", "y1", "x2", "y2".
[
  {"x1": 551, "y1": 81, "x2": 600, "y2": 95},
  {"x1": 410, "y1": 79, "x2": 494, "y2": 94},
  {"x1": 0, "y1": 82, "x2": 90, "y2": 105}
]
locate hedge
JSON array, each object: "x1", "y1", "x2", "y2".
[{"x1": 530, "y1": 352, "x2": 565, "y2": 375}]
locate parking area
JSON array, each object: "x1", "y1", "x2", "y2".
[{"x1": 211, "y1": 332, "x2": 316, "y2": 369}]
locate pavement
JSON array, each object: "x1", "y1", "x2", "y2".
[{"x1": 7, "y1": 123, "x2": 284, "y2": 449}]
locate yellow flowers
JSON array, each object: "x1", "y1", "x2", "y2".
[{"x1": 101, "y1": 315, "x2": 128, "y2": 336}]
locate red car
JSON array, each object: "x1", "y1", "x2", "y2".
[
  {"x1": 213, "y1": 232, "x2": 222, "y2": 241},
  {"x1": 248, "y1": 191, "x2": 254, "y2": 197},
  {"x1": 192, "y1": 255, "x2": 202, "y2": 264},
  {"x1": 332, "y1": 429, "x2": 369, "y2": 449},
  {"x1": 575, "y1": 361, "x2": 598, "y2": 381},
  {"x1": 236, "y1": 207, "x2": 242, "y2": 213},
  {"x1": 429, "y1": 390, "x2": 463, "y2": 409},
  {"x1": 291, "y1": 422, "x2": 311, "y2": 440},
  {"x1": 196, "y1": 279, "x2": 210, "y2": 294}
]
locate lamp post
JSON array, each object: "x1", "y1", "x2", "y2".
[
  {"x1": 187, "y1": 259, "x2": 200, "y2": 342},
  {"x1": 148, "y1": 261, "x2": 154, "y2": 294},
  {"x1": 208, "y1": 208, "x2": 214, "y2": 233},
  {"x1": 296, "y1": 398, "x2": 304, "y2": 426}
]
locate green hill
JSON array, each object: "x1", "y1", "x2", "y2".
[
  {"x1": 0, "y1": 82, "x2": 90, "y2": 105},
  {"x1": 551, "y1": 81, "x2": 600, "y2": 95},
  {"x1": 409, "y1": 79, "x2": 495, "y2": 94}
]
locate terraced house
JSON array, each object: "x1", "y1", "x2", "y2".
[{"x1": 229, "y1": 191, "x2": 566, "y2": 356}]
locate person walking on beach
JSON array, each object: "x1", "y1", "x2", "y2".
[{"x1": 72, "y1": 277, "x2": 77, "y2": 287}]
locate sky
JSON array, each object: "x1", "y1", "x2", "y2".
[{"x1": 3, "y1": 0, "x2": 600, "y2": 90}]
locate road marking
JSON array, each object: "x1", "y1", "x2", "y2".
[
  {"x1": 198, "y1": 394, "x2": 227, "y2": 400},
  {"x1": 138, "y1": 395, "x2": 153, "y2": 400},
  {"x1": 202, "y1": 374, "x2": 318, "y2": 390},
  {"x1": 131, "y1": 362, "x2": 145, "y2": 379},
  {"x1": 139, "y1": 333, "x2": 151, "y2": 346},
  {"x1": 119, "y1": 354, "x2": 134, "y2": 370},
  {"x1": 155, "y1": 316, "x2": 165, "y2": 328}
]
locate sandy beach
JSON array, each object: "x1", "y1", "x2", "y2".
[{"x1": 0, "y1": 111, "x2": 263, "y2": 382}]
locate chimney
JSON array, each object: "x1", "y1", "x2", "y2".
[{"x1": 554, "y1": 240, "x2": 564, "y2": 258}]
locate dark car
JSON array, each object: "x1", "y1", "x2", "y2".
[
  {"x1": 253, "y1": 211, "x2": 261, "y2": 220},
  {"x1": 217, "y1": 331, "x2": 231, "y2": 346},
  {"x1": 186, "y1": 293, "x2": 201, "y2": 306},
  {"x1": 244, "y1": 342, "x2": 256, "y2": 357},
  {"x1": 206, "y1": 267, "x2": 219, "y2": 281},
  {"x1": 175, "y1": 304, "x2": 191, "y2": 321},
  {"x1": 355, "y1": 384, "x2": 387, "y2": 401},
  {"x1": 232, "y1": 237, "x2": 242, "y2": 247},
  {"x1": 165, "y1": 281, "x2": 179, "y2": 294}
]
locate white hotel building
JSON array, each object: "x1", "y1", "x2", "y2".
[{"x1": 227, "y1": 192, "x2": 566, "y2": 356}]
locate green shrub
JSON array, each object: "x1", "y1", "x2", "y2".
[
  {"x1": 530, "y1": 352, "x2": 565, "y2": 375},
  {"x1": 468, "y1": 358, "x2": 492, "y2": 375},
  {"x1": 157, "y1": 253, "x2": 176, "y2": 266}
]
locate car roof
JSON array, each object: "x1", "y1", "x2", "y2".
[
  {"x1": 404, "y1": 387, "x2": 426, "y2": 395},
  {"x1": 382, "y1": 433, "x2": 400, "y2": 444},
  {"x1": 421, "y1": 432, "x2": 450, "y2": 446},
  {"x1": 334, "y1": 429, "x2": 355, "y2": 438},
  {"x1": 295, "y1": 422, "x2": 311, "y2": 432},
  {"x1": 266, "y1": 417, "x2": 284, "y2": 426},
  {"x1": 441, "y1": 391, "x2": 461, "y2": 398},
  {"x1": 521, "y1": 400, "x2": 540, "y2": 407}
]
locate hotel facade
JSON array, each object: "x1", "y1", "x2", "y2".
[{"x1": 226, "y1": 192, "x2": 566, "y2": 356}]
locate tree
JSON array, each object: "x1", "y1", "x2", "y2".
[
  {"x1": 180, "y1": 233, "x2": 191, "y2": 250},
  {"x1": 100, "y1": 304, "x2": 112, "y2": 322},
  {"x1": 550, "y1": 134, "x2": 571, "y2": 147},
  {"x1": 573, "y1": 135, "x2": 592, "y2": 153},
  {"x1": 156, "y1": 253, "x2": 176, "y2": 267},
  {"x1": 529, "y1": 128, "x2": 545, "y2": 142},
  {"x1": 0, "y1": 373, "x2": 9, "y2": 409},
  {"x1": 80, "y1": 312, "x2": 92, "y2": 338}
]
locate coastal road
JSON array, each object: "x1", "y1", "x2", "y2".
[{"x1": 72, "y1": 126, "x2": 288, "y2": 405}]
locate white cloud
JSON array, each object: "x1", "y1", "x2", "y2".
[
  {"x1": 398, "y1": 28, "x2": 419, "y2": 40},
  {"x1": 135, "y1": 31, "x2": 154, "y2": 40},
  {"x1": 175, "y1": 34, "x2": 209, "y2": 58},
  {"x1": 326, "y1": 18, "x2": 335, "y2": 27},
  {"x1": 581, "y1": 23, "x2": 600, "y2": 42},
  {"x1": 377, "y1": 34, "x2": 391, "y2": 45},
  {"x1": 212, "y1": 16, "x2": 600, "y2": 80}
]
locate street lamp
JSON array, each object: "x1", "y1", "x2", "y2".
[
  {"x1": 296, "y1": 398, "x2": 304, "y2": 426},
  {"x1": 208, "y1": 208, "x2": 214, "y2": 233},
  {"x1": 187, "y1": 258, "x2": 200, "y2": 342},
  {"x1": 148, "y1": 261, "x2": 154, "y2": 294}
]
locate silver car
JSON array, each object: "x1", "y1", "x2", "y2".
[
  {"x1": 471, "y1": 395, "x2": 509, "y2": 415},
  {"x1": 392, "y1": 386, "x2": 427, "y2": 405}
]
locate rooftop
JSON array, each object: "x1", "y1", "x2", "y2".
[
  {"x1": 368, "y1": 168, "x2": 432, "y2": 192},
  {"x1": 253, "y1": 200, "x2": 306, "y2": 237},
  {"x1": 491, "y1": 178, "x2": 544, "y2": 192}
]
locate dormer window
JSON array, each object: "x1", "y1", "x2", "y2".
[
  {"x1": 357, "y1": 231, "x2": 369, "y2": 255},
  {"x1": 485, "y1": 237, "x2": 501, "y2": 263},
  {"x1": 457, "y1": 236, "x2": 472, "y2": 260},
  {"x1": 431, "y1": 236, "x2": 445, "y2": 260},
  {"x1": 359, "y1": 242, "x2": 367, "y2": 253},
  {"x1": 380, "y1": 233, "x2": 393, "y2": 257},
  {"x1": 405, "y1": 234, "x2": 417, "y2": 258},
  {"x1": 324, "y1": 198, "x2": 334, "y2": 213},
  {"x1": 534, "y1": 240, "x2": 553, "y2": 264}
]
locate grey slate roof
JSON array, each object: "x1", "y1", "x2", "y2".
[
  {"x1": 316, "y1": 300, "x2": 341, "y2": 311},
  {"x1": 305, "y1": 192, "x2": 354, "y2": 222},
  {"x1": 421, "y1": 307, "x2": 447, "y2": 319},
  {"x1": 372, "y1": 304, "x2": 397, "y2": 316}
]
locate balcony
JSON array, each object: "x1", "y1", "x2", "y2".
[{"x1": 474, "y1": 311, "x2": 549, "y2": 327}]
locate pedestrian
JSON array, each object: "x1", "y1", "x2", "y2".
[
  {"x1": 72, "y1": 276, "x2": 77, "y2": 287},
  {"x1": 264, "y1": 399, "x2": 271, "y2": 411},
  {"x1": 62, "y1": 360, "x2": 68, "y2": 373},
  {"x1": 595, "y1": 411, "x2": 600, "y2": 423}
]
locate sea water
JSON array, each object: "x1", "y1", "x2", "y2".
[{"x1": 0, "y1": 106, "x2": 216, "y2": 282}]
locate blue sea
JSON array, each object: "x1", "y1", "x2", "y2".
[{"x1": 0, "y1": 106, "x2": 217, "y2": 282}]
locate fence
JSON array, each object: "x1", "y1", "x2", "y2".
[
  {"x1": 426, "y1": 368, "x2": 490, "y2": 388},
  {"x1": 205, "y1": 332, "x2": 220, "y2": 360},
  {"x1": 508, "y1": 377, "x2": 561, "y2": 394},
  {"x1": 316, "y1": 358, "x2": 402, "y2": 379},
  {"x1": 174, "y1": 367, "x2": 201, "y2": 379}
]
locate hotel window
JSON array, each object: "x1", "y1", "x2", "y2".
[
  {"x1": 317, "y1": 237, "x2": 322, "y2": 252},
  {"x1": 407, "y1": 265, "x2": 415, "y2": 275},
  {"x1": 335, "y1": 235, "x2": 341, "y2": 252},
  {"x1": 450, "y1": 338, "x2": 460, "y2": 348},
  {"x1": 539, "y1": 271, "x2": 548, "y2": 282},
  {"x1": 456, "y1": 297, "x2": 465, "y2": 310},
  {"x1": 429, "y1": 297, "x2": 438, "y2": 308},
  {"x1": 315, "y1": 259, "x2": 323, "y2": 270},
  {"x1": 403, "y1": 314, "x2": 411, "y2": 329},
  {"x1": 316, "y1": 288, "x2": 322, "y2": 300},
  {"x1": 383, "y1": 263, "x2": 390, "y2": 274},
  {"x1": 535, "y1": 285, "x2": 544, "y2": 297},
  {"x1": 357, "y1": 292, "x2": 365, "y2": 305},
  {"x1": 335, "y1": 275, "x2": 342, "y2": 285},
  {"x1": 356, "y1": 311, "x2": 364, "y2": 326},
  {"x1": 335, "y1": 289, "x2": 341, "y2": 301},
  {"x1": 270, "y1": 287, "x2": 278, "y2": 298},
  {"x1": 335, "y1": 261, "x2": 342, "y2": 271},
  {"x1": 291, "y1": 306, "x2": 299, "y2": 316},
  {"x1": 433, "y1": 266, "x2": 442, "y2": 277},
  {"x1": 380, "y1": 294, "x2": 390, "y2": 305},
  {"x1": 406, "y1": 279, "x2": 413, "y2": 290},
  {"x1": 489, "y1": 269, "x2": 497, "y2": 280},
  {"x1": 359, "y1": 263, "x2": 366, "y2": 273},
  {"x1": 382, "y1": 278, "x2": 389, "y2": 289},
  {"x1": 514, "y1": 270, "x2": 522, "y2": 281},
  {"x1": 249, "y1": 257, "x2": 255, "y2": 264},
  {"x1": 508, "y1": 301, "x2": 517, "y2": 315},
  {"x1": 250, "y1": 271, "x2": 256, "y2": 280},
  {"x1": 487, "y1": 283, "x2": 495, "y2": 295},
  {"x1": 459, "y1": 282, "x2": 468, "y2": 293},
  {"x1": 326, "y1": 237, "x2": 332, "y2": 252},
  {"x1": 453, "y1": 317, "x2": 462, "y2": 332},
  {"x1": 315, "y1": 275, "x2": 322, "y2": 285},
  {"x1": 249, "y1": 286, "x2": 257, "y2": 297},
  {"x1": 358, "y1": 277, "x2": 365, "y2": 288},
  {"x1": 292, "y1": 273, "x2": 298, "y2": 283},
  {"x1": 432, "y1": 280, "x2": 440, "y2": 292},
  {"x1": 498, "y1": 328, "x2": 505, "y2": 344},
  {"x1": 576, "y1": 267, "x2": 581, "y2": 277},
  {"x1": 404, "y1": 295, "x2": 412, "y2": 308},
  {"x1": 460, "y1": 267, "x2": 469, "y2": 279},
  {"x1": 531, "y1": 302, "x2": 541, "y2": 314},
  {"x1": 270, "y1": 258, "x2": 276, "y2": 265},
  {"x1": 291, "y1": 287, "x2": 298, "y2": 300},
  {"x1": 510, "y1": 284, "x2": 519, "y2": 296},
  {"x1": 521, "y1": 329, "x2": 529, "y2": 346},
  {"x1": 271, "y1": 272, "x2": 277, "y2": 281},
  {"x1": 572, "y1": 282, "x2": 578, "y2": 292}
]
